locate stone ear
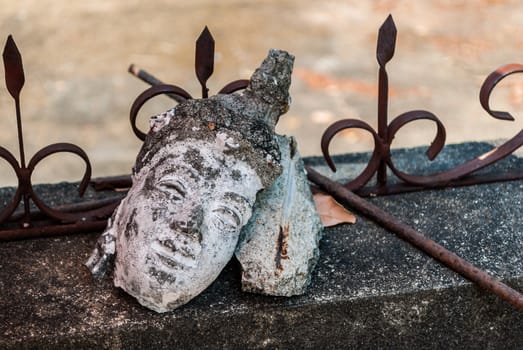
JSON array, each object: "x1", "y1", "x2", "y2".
[{"x1": 85, "y1": 220, "x2": 117, "y2": 279}]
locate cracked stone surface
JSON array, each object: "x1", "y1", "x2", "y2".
[{"x1": 236, "y1": 135, "x2": 323, "y2": 296}]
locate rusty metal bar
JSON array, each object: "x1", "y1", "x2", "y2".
[
  {"x1": 353, "y1": 169, "x2": 523, "y2": 197},
  {"x1": 128, "y1": 64, "x2": 186, "y2": 104},
  {"x1": 0, "y1": 220, "x2": 109, "y2": 241},
  {"x1": 7, "y1": 197, "x2": 121, "y2": 223},
  {"x1": 306, "y1": 166, "x2": 523, "y2": 312}
]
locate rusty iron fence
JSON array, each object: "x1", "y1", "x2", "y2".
[
  {"x1": 0, "y1": 16, "x2": 522, "y2": 311},
  {"x1": 320, "y1": 15, "x2": 523, "y2": 196}
]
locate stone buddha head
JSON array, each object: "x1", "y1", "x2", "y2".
[{"x1": 86, "y1": 49, "x2": 294, "y2": 312}]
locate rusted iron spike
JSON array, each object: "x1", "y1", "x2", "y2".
[
  {"x1": 3, "y1": 35, "x2": 31, "y2": 224},
  {"x1": 376, "y1": 15, "x2": 396, "y2": 188},
  {"x1": 195, "y1": 26, "x2": 214, "y2": 98},
  {"x1": 3, "y1": 35, "x2": 25, "y2": 167},
  {"x1": 321, "y1": 15, "x2": 522, "y2": 195},
  {"x1": 306, "y1": 166, "x2": 523, "y2": 312},
  {"x1": 376, "y1": 14, "x2": 397, "y2": 68},
  {"x1": 91, "y1": 174, "x2": 132, "y2": 191}
]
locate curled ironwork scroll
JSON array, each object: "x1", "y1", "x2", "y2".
[
  {"x1": 321, "y1": 15, "x2": 523, "y2": 196},
  {"x1": 129, "y1": 26, "x2": 249, "y2": 141},
  {"x1": 0, "y1": 36, "x2": 118, "y2": 240}
]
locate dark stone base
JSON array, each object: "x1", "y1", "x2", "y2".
[{"x1": 1, "y1": 142, "x2": 522, "y2": 349}]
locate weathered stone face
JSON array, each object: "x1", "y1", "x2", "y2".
[
  {"x1": 110, "y1": 137, "x2": 262, "y2": 312},
  {"x1": 86, "y1": 49, "x2": 295, "y2": 313}
]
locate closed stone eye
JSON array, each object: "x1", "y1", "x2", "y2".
[
  {"x1": 157, "y1": 180, "x2": 186, "y2": 200},
  {"x1": 212, "y1": 206, "x2": 241, "y2": 232}
]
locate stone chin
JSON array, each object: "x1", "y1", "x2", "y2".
[{"x1": 111, "y1": 210, "x2": 244, "y2": 313}]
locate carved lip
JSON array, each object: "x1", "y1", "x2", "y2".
[{"x1": 151, "y1": 238, "x2": 198, "y2": 269}]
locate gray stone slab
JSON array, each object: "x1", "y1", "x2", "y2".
[{"x1": 0, "y1": 141, "x2": 522, "y2": 349}]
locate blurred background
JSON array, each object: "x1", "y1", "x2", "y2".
[{"x1": 0, "y1": 0, "x2": 522, "y2": 185}]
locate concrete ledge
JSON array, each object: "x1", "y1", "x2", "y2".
[{"x1": 1, "y1": 142, "x2": 522, "y2": 349}]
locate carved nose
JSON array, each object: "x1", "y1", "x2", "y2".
[
  {"x1": 170, "y1": 220, "x2": 191, "y2": 233},
  {"x1": 170, "y1": 206, "x2": 203, "y2": 238}
]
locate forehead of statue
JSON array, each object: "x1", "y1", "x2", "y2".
[
  {"x1": 148, "y1": 141, "x2": 210, "y2": 167},
  {"x1": 146, "y1": 144, "x2": 250, "y2": 182}
]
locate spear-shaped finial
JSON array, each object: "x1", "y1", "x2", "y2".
[
  {"x1": 376, "y1": 15, "x2": 397, "y2": 187},
  {"x1": 3, "y1": 35, "x2": 26, "y2": 168},
  {"x1": 376, "y1": 14, "x2": 397, "y2": 67},
  {"x1": 195, "y1": 26, "x2": 215, "y2": 98},
  {"x1": 3, "y1": 35, "x2": 25, "y2": 100}
]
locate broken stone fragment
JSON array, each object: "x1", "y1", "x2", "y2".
[
  {"x1": 86, "y1": 49, "x2": 295, "y2": 312},
  {"x1": 235, "y1": 135, "x2": 323, "y2": 296}
]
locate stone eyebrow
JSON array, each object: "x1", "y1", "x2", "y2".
[
  {"x1": 155, "y1": 156, "x2": 200, "y2": 180},
  {"x1": 223, "y1": 192, "x2": 252, "y2": 207}
]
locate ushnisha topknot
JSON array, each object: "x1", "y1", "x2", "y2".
[{"x1": 134, "y1": 49, "x2": 294, "y2": 188}]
